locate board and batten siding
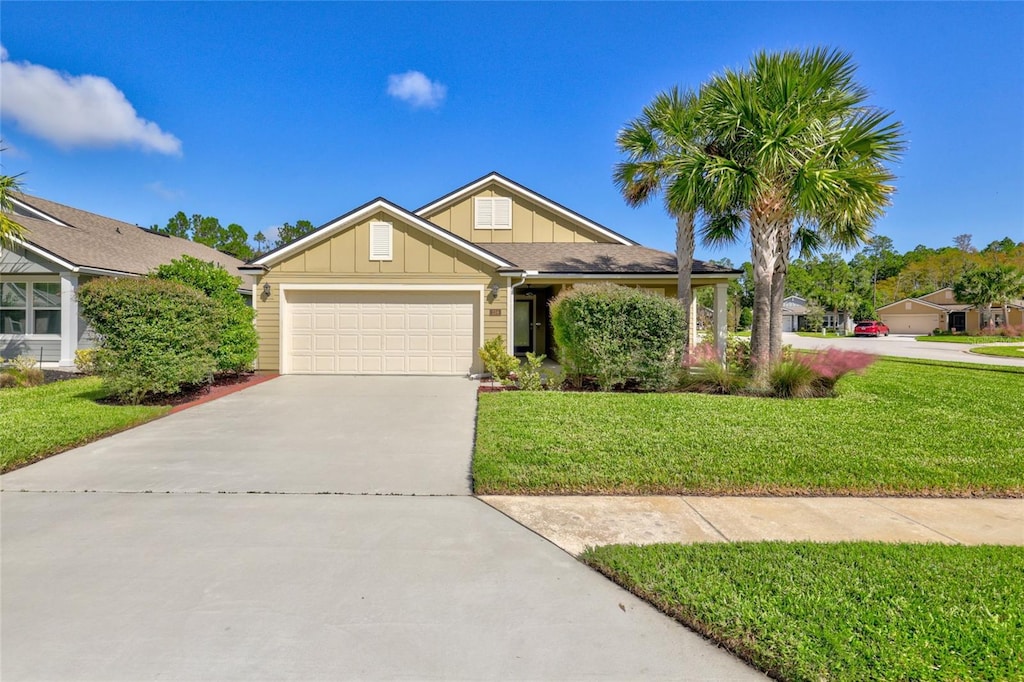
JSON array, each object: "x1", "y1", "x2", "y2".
[
  {"x1": 422, "y1": 186, "x2": 607, "y2": 245},
  {"x1": 253, "y1": 211, "x2": 507, "y2": 372}
]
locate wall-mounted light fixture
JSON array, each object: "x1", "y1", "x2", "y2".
[
  {"x1": 488, "y1": 283, "x2": 500, "y2": 299},
  {"x1": 262, "y1": 282, "x2": 271, "y2": 297}
]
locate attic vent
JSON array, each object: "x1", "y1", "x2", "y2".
[
  {"x1": 475, "y1": 197, "x2": 512, "y2": 230},
  {"x1": 369, "y1": 221, "x2": 392, "y2": 261}
]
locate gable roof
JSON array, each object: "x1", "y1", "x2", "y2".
[
  {"x1": 6, "y1": 194, "x2": 251, "y2": 280},
  {"x1": 414, "y1": 172, "x2": 636, "y2": 246},
  {"x1": 484, "y1": 243, "x2": 740, "y2": 276},
  {"x1": 251, "y1": 197, "x2": 515, "y2": 269},
  {"x1": 876, "y1": 296, "x2": 951, "y2": 313}
]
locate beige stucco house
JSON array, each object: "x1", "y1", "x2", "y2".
[
  {"x1": 243, "y1": 173, "x2": 741, "y2": 375},
  {"x1": 878, "y1": 286, "x2": 1024, "y2": 335}
]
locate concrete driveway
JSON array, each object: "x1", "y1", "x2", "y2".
[
  {"x1": 784, "y1": 332, "x2": 1024, "y2": 366},
  {"x1": 1, "y1": 376, "x2": 761, "y2": 681}
]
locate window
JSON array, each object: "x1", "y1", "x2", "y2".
[
  {"x1": 474, "y1": 197, "x2": 512, "y2": 230},
  {"x1": 0, "y1": 281, "x2": 61, "y2": 335},
  {"x1": 369, "y1": 221, "x2": 392, "y2": 261}
]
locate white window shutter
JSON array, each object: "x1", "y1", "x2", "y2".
[
  {"x1": 493, "y1": 197, "x2": 511, "y2": 229},
  {"x1": 369, "y1": 221, "x2": 392, "y2": 261},
  {"x1": 475, "y1": 197, "x2": 493, "y2": 229}
]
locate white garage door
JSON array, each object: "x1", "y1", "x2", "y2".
[
  {"x1": 287, "y1": 290, "x2": 477, "y2": 375},
  {"x1": 881, "y1": 314, "x2": 939, "y2": 335}
]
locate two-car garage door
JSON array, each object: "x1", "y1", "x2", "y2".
[{"x1": 286, "y1": 290, "x2": 478, "y2": 375}]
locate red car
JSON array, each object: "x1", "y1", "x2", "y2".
[{"x1": 854, "y1": 320, "x2": 890, "y2": 337}]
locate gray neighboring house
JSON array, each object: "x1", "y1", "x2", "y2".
[
  {"x1": 1, "y1": 193, "x2": 252, "y2": 367},
  {"x1": 782, "y1": 295, "x2": 808, "y2": 332}
]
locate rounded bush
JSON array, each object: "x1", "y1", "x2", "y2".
[
  {"x1": 550, "y1": 283, "x2": 685, "y2": 390},
  {"x1": 77, "y1": 277, "x2": 221, "y2": 403}
]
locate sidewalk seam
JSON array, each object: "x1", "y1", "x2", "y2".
[
  {"x1": 866, "y1": 499, "x2": 963, "y2": 544},
  {"x1": 680, "y1": 497, "x2": 732, "y2": 542}
]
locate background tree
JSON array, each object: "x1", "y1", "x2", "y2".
[
  {"x1": 953, "y1": 268, "x2": 999, "y2": 328},
  {"x1": 273, "y1": 220, "x2": 317, "y2": 249},
  {"x1": 0, "y1": 172, "x2": 27, "y2": 247},
  {"x1": 253, "y1": 231, "x2": 269, "y2": 257}
]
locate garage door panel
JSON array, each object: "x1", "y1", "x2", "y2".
[{"x1": 287, "y1": 290, "x2": 477, "y2": 375}]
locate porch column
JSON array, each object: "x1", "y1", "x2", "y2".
[
  {"x1": 688, "y1": 289, "x2": 699, "y2": 349},
  {"x1": 713, "y1": 282, "x2": 728, "y2": 361},
  {"x1": 59, "y1": 272, "x2": 79, "y2": 367}
]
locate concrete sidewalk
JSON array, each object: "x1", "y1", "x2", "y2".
[{"x1": 481, "y1": 495, "x2": 1024, "y2": 555}]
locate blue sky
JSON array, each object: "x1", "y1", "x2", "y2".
[{"x1": 2, "y1": 2, "x2": 1022, "y2": 265}]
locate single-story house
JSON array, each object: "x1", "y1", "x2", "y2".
[
  {"x1": 242, "y1": 172, "x2": 741, "y2": 375},
  {"x1": 877, "y1": 287, "x2": 1024, "y2": 335},
  {"x1": 1, "y1": 193, "x2": 251, "y2": 366},
  {"x1": 782, "y1": 295, "x2": 807, "y2": 332}
]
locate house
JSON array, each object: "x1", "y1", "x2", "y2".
[
  {"x1": 1, "y1": 193, "x2": 251, "y2": 366},
  {"x1": 782, "y1": 295, "x2": 807, "y2": 332},
  {"x1": 877, "y1": 287, "x2": 1024, "y2": 334},
  {"x1": 243, "y1": 173, "x2": 741, "y2": 375}
]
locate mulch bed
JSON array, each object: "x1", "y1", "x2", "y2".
[{"x1": 94, "y1": 372, "x2": 278, "y2": 411}]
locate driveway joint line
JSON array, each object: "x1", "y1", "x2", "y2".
[
  {"x1": 0, "y1": 489, "x2": 473, "y2": 497},
  {"x1": 680, "y1": 497, "x2": 732, "y2": 542},
  {"x1": 866, "y1": 498, "x2": 963, "y2": 544}
]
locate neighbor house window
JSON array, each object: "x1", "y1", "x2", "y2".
[
  {"x1": 0, "y1": 281, "x2": 61, "y2": 335},
  {"x1": 369, "y1": 221, "x2": 393, "y2": 261},
  {"x1": 474, "y1": 197, "x2": 512, "y2": 230}
]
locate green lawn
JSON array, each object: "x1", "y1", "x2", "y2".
[
  {"x1": 473, "y1": 358, "x2": 1024, "y2": 496},
  {"x1": 916, "y1": 334, "x2": 1024, "y2": 344},
  {"x1": 794, "y1": 330, "x2": 851, "y2": 338},
  {"x1": 970, "y1": 345, "x2": 1024, "y2": 358},
  {"x1": 1, "y1": 377, "x2": 168, "y2": 472},
  {"x1": 582, "y1": 542, "x2": 1023, "y2": 682}
]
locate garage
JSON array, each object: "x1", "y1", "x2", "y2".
[
  {"x1": 879, "y1": 313, "x2": 941, "y2": 335},
  {"x1": 285, "y1": 290, "x2": 478, "y2": 375}
]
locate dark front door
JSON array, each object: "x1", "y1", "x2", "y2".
[
  {"x1": 949, "y1": 312, "x2": 966, "y2": 332},
  {"x1": 513, "y1": 298, "x2": 535, "y2": 354}
]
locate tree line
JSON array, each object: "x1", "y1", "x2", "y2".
[{"x1": 150, "y1": 212, "x2": 318, "y2": 261}]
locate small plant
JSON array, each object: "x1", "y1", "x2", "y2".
[
  {"x1": 479, "y1": 336, "x2": 519, "y2": 386},
  {"x1": 74, "y1": 348, "x2": 96, "y2": 375},
  {"x1": 791, "y1": 348, "x2": 877, "y2": 396},
  {"x1": 10, "y1": 354, "x2": 38, "y2": 373},
  {"x1": 769, "y1": 359, "x2": 818, "y2": 398},
  {"x1": 517, "y1": 352, "x2": 546, "y2": 391},
  {"x1": 0, "y1": 367, "x2": 45, "y2": 389}
]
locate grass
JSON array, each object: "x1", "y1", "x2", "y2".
[
  {"x1": 0, "y1": 377, "x2": 168, "y2": 472},
  {"x1": 582, "y1": 542, "x2": 1024, "y2": 682},
  {"x1": 794, "y1": 330, "x2": 851, "y2": 338},
  {"x1": 970, "y1": 345, "x2": 1024, "y2": 358},
  {"x1": 916, "y1": 334, "x2": 1024, "y2": 344},
  {"x1": 473, "y1": 358, "x2": 1024, "y2": 496}
]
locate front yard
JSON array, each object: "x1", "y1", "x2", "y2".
[
  {"x1": 583, "y1": 542, "x2": 1023, "y2": 682},
  {"x1": 970, "y1": 345, "x2": 1024, "y2": 358},
  {"x1": 916, "y1": 334, "x2": 1024, "y2": 344},
  {"x1": 474, "y1": 358, "x2": 1024, "y2": 496},
  {"x1": 0, "y1": 377, "x2": 168, "y2": 472}
]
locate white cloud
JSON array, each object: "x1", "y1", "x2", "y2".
[
  {"x1": 0, "y1": 47, "x2": 182, "y2": 155},
  {"x1": 145, "y1": 181, "x2": 184, "y2": 201},
  {"x1": 386, "y1": 71, "x2": 447, "y2": 109}
]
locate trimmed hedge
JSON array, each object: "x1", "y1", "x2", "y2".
[
  {"x1": 550, "y1": 283, "x2": 685, "y2": 390},
  {"x1": 78, "y1": 278, "x2": 221, "y2": 404},
  {"x1": 153, "y1": 255, "x2": 258, "y2": 372}
]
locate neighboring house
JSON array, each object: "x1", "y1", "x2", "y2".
[
  {"x1": 243, "y1": 172, "x2": 741, "y2": 375},
  {"x1": 877, "y1": 286, "x2": 1024, "y2": 334},
  {"x1": 782, "y1": 295, "x2": 807, "y2": 332},
  {"x1": 1, "y1": 194, "x2": 252, "y2": 366}
]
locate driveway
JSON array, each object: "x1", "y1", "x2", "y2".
[
  {"x1": 784, "y1": 332, "x2": 1024, "y2": 366},
  {"x1": 1, "y1": 376, "x2": 761, "y2": 681}
]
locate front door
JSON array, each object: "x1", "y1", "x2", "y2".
[
  {"x1": 513, "y1": 298, "x2": 535, "y2": 354},
  {"x1": 949, "y1": 311, "x2": 966, "y2": 332}
]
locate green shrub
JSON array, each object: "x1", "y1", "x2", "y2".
[
  {"x1": 517, "y1": 352, "x2": 546, "y2": 391},
  {"x1": 77, "y1": 277, "x2": 221, "y2": 404},
  {"x1": 550, "y1": 283, "x2": 685, "y2": 391},
  {"x1": 0, "y1": 367, "x2": 44, "y2": 389},
  {"x1": 769, "y1": 359, "x2": 818, "y2": 398},
  {"x1": 153, "y1": 255, "x2": 257, "y2": 373},
  {"x1": 479, "y1": 335, "x2": 519, "y2": 385},
  {"x1": 74, "y1": 348, "x2": 96, "y2": 375}
]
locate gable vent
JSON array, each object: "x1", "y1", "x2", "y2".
[
  {"x1": 475, "y1": 197, "x2": 512, "y2": 230},
  {"x1": 369, "y1": 221, "x2": 393, "y2": 261}
]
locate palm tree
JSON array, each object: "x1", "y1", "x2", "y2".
[
  {"x1": 957, "y1": 265, "x2": 1024, "y2": 328},
  {"x1": 0, "y1": 171, "x2": 27, "y2": 247},
  {"x1": 614, "y1": 87, "x2": 705, "y2": 350},
  {"x1": 684, "y1": 48, "x2": 904, "y2": 375}
]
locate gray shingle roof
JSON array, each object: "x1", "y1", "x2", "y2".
[
  {"x1": 483, "y1": 242, "x2": 740, "y2": 275},
  {"x1": 8, "y1": 194, "x2": 251, "y2": 282}
]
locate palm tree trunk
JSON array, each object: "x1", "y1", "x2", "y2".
[
  {"x1": 769, "y1": 227, "x2": 792, "y2": 361},
  {"x1": 675, "y1": 212, "x2": 695, "y2": 353},
  {"x1": 749, "y1": 213, "x2": 780, "y2": 381}
]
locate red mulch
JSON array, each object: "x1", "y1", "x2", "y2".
[{"x1": 96, "y1": 372, "x2": 278, "y2": 411}]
